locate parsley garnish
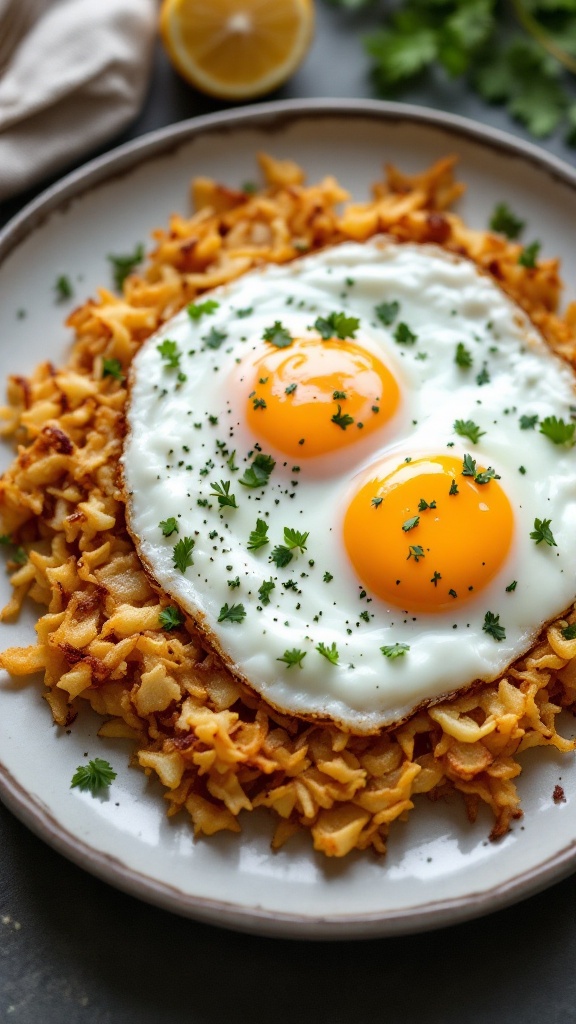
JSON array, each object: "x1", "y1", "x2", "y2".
[
  {"x1": 258, "y1": 579, "x2": 275, "y2": 605},
  {"x1": 402, "y1": 515, "x2": 420, "y2": 532},
  {"x1": 210, "y1": 480, "x2": 238, "y2": 509},
  {"x1": 277, "y1": 648, "x2": 306, "y2": 669},
  {"x1": 316, "y1": 641, "x2": 339, "y2": 665},
  {"x1": 283, "y1": 527, "x2": 308, "y2": 552},
  {"x1": 172, "y1": 536, "x2": 195, "y2": 572},
  {"x1": 285, "y1": 382, "x2": 298, "y2": 395},
  {"x1": 407, "y1": 545, "x2": 425, "y2": 562},
  {"x1": 0, "y1": 536, "x2": 26, "y2": 564},
  {"x1": 561, "y1": 623, "x2": 576, "y2": 640},
  {"x1": 461, "y1": 454, "x2": 477, "y2": 477},
  {"x1": 252, "y1": 396, "x2": 267, "y2": 410},
  {"x1": 539, "y1": 415, "x2": 575, "y2": 447},
  {"x1": 449, "y1": 479, "x2": 459, "y2": 495},
  {"x1": 314, "y1": 312, "x2": 360, "y2": 340},
  {"x1": 331, "y1": 404, "x2": 354, "y2": 430},
  {"x1": 489, "y1": 203, "x2": 525, "y2": 239},
  {"x1": 475, "y1": 466, "x2": 500, "y2": 485},
  {"x1": 263, "y1": 321, "x2": 293, "y2": 348},
  {"x1": 71, "y1": 758, "x2": 117, "y2": 795},
  {"x1": 455, "y1": 342, "x2": 473, "y2": 369},
  {"x1": 371, "y1": 496, "x2": 383, "y2": 508},
  {"x1": 520, "y1": 414, "x2": 538, "y2": 430},
  {"x1": 270, "y1": 546, "x2": 293, "y2": 568},
  {"x1": 159, "y1": 517, "x2": 179, "y2": 537},
  {"x1": 239, "y1": 453, "x2": 275, "y2": 488},
  {"x1": 393, "y1": 322, "x2": 417, "y2": 345},
  {"x1": 202, "y1": 326, "x2": 228, "y2": 349},
  {"x1": 381, "y1": 643, "x2": 409, "y2": 659},
  {"x1": 237, "y1": 307, "x2": 253, "y2": 318},
  {"x1": 157, "y1": 339, "x2": 181, "y2": 369},
  {"x1": 431, "y1": 571, "x2": 442, "y2": 586},
  {"x1": 505, "y1": 581, "x2": 518, "y2": 592},
  {"x1": 159, "y1": 606, "x2": 184, "y2": 630},
  {"x1": 483, "y1": 611, "x2": 506, "y2": 642},
  {"x1": 333, "y1": 390, "x2": 347, "y2": 400},
  {"x1": 375, "y1": 300, "x2": 400, "y2": 326},
  {"x1": 418, "y1": 498, "x2": 436, "y2": 511},
  {"x1": 518, "y1": 241, "x2": 541, "y2": 268},
  {"x1": 187, "y1": 299, "x2": 219, "y2": 319},
  {"x1": 108, "y1": 243, "x2": 144, "y2": 290},
  {"x1": 530, "y1": 517, "x2": 557, "y2": 547},
  {"x1": 248, "y1": 519, "x2": 269, "y2": 551},
  {"x1": 218, "y1": 603, "x2": 246, "y2": 623},
  {"x1": 476, "y1": 364, "x2": 490, "y2": 386},
  {"x1": 453, "y1": 419, "x2": 485, "y2": 444},
  {"x1": 54, "y1": 275, "x2": 73, "y2": 302},
  {"x1": 323, "y1": 571, "x2": 333, "y2": 582},
  {"x1": 102, "y1": 358, "x2": 124, "y2": 381}
]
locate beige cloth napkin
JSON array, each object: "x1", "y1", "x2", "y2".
[{"x1": 0, "y1": 0, "x2": 157, "y2": 202}]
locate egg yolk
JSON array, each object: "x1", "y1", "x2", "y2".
[
  {"x1": 244, "y1": 336, "x2": 400, "y2": 458},
  {"x1": 344, "y1": 454, "x2": 514, "y2": 612}
]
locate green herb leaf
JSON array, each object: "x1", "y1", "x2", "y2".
[
  {"x1": 371, "y1": 496, "x2": 383, "y2": 508},
  {"x1": 482, "y1": 611, "x2": 506, "y2": 642},
  {"x1": 314, "y1": 312, "x2": 360, "y2": 340},
  {"x1": 539, "y1": 415, "x2": 576, "y2": 447},
  {"x1": 263, "y1": 321, "x2": 293, "y2": 348},
  {"x1": 530, "y1": 517, "x2": 557, "y2": 546},
  {"x1": 323, "y1": 571, "x2": 333, "y2": 582},
  {"x1": 407, "y1": 544, "x2": 425, "y2": 562},
  {"x1": 331, "y1": 404, "x2": 355, "y2": 430},
  {"x1": 277, "y1": 648, "x2": 307, "y2": 668},
  {"x1": 449, "y1": 479, "x2": 459, "y2": 495},
  {"x1": 202, "y1": 326, "x2": 228, "y2": 349},
  {"x1": 239, "y1": 453, "x2": 276, "y2": 488},
  {"x1": 489, "y1": 203, "x2": 525, "y2": 239},
  {"x1": 505, "y1": 581, "x2": 517, "y2": 592},
  {"x1": 172, "y1": 536, "x2": 195, "y2": 572},
  {"x1": 316, "y1": 641, "x2": 339, "y2": 665},
  {"x1": 393, "y1": 322, "x2": 417, "y2": 345},
  {"x1": 518, "y1": 241, "x2": 541, "y2": 268},
  {"x1": 453, "y1": 419, "x2": 486, "y2": 444},
  {"x1": 402, "y1": 515, "x2": 420, "y2": 532},
  {"x1": 54, "y1": 275, "x2": 73, "y2": 302},
  {"x1": 418, "y1": 498, "x2": 437, "y2": 511},
  {"x1": 283, "y1": 527, "x2": 309, "y2": 552},
  {"x1": 218, "y1": 603, "x2": 246, "y2": 623},
  {"x1": 455, "y1": 342, "x2": 473, "y2": 369},
  {"x1": 210, "y1": 480, "x2": 238, "y2": 509},
  {"x1": 258, "y1": 579, "x2": 276, "y2": 605},
  {"x1": 159, "y1": 517, "x2": 179, "y2": 537},
  {"x1": 375, "y1": 300, "x2": 400, "y2": 326},
  {"x1": 380, "y1": 643, "x2": 410, "y2": 659},
  {"x1": 108, "y1": 243, "x2": 144, "y2": 290},
  {"x1": 157, "y1": 339, "x2": 181, "y2": 369},
  {"x1": 159, "y1": 606, "x2": 184, "y2": 630},
  {"x1": 248, "y1": 518, "x2": 270, "y2": 551},
  {"x1": 461, "y1": 453, "x2": 477, "y2": 477},
  {"x1": 71, "y1": 758, "x2": 117, "y2": 795},
  {"x1": 102, "y1": 358, "x2": 124, "y2": 381},
  {"x1": 187, "y1": 299, "x2": 219, "y2": 320},
  {"x1": 476, "y1": 364, "x2": 490, "y2": 386},
  {"x1": 474, "y1": 466, "x2": 500, "y2": 484},
  {"x1": 561, "y1": 622, "x2": 576, "y2": 640},
  {"x1": 519, "y1": 414, "x2": 538, "y2": 430},
  {"x1": 270, "y1": 545, "x2": 293, "y2": 568}
]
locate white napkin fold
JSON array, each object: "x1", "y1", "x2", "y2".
[{"x1": 0, "y1": 0, "x2": 158, "y2": 202}]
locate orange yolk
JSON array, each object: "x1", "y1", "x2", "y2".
[
  {"x1": 244, "y1": 336, "x2": 400, "y2": 458},
  {"x1": 344, "y1": 454, "x2": 514, "y2": 612}
]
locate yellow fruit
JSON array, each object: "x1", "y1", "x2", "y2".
[{"x1": 160, "y1": 0, "x2": 315, "y2": 101}]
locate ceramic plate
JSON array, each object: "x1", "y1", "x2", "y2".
[{"x1": 1, "y1": 100, "x2": 576, "y2": 939}]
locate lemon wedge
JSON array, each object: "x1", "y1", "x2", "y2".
[{"x1": 160, "y1": 0, "x2": 315, "y2": 101}]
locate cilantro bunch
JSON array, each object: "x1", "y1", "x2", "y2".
[{"x1": 326, "y1": 0, "x2": 576, "y2": 143}]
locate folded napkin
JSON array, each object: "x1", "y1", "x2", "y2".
[{"x1": 0, "y1": 0, "x2": 157, "y2": 202}]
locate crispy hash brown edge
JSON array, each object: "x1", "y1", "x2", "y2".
[{"x1": 0, "y1": 153, "x2": 575, "y2": 859}]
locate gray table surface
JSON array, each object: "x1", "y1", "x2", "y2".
[{"x1": 1, "y1": 5, "x2": 576, "y2": 1022}]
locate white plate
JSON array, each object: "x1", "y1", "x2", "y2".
[{"x1": 1, "y1": 100, "x2": 576, "y2": 939}]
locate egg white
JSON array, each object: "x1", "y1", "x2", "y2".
[{"x1": 123, "y1": 239, "x2": 576, "y2": 732}]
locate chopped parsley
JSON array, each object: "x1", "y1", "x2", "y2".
[
  {"x1": 323, "y1": 571, "x2": 334, "y2": 582},
  {"x1": 476, "y1": 364, "x2": 490, "y2": 386},
  {"x1": 331, "y1": 404, "x2": 354, "y2": 430},
  {"x1": 218, "y1": 603, "x2": 246, "y2": 623},
  {"x1": 561, "y1": 623, "x2": 576, "y2": 640},
  {"x1": 202, "y1": 326, "x2": 228, "y2": 350},
  {"x1": 187, "y1": 298, "x2": 219, "y2": 319},
  {"x1": 283, "y1": 527, "x2": 308, "y2": 552},
  {"x1": 247, "y1": 519, "x2": 269, "y2": 551},
  {"x1": 71, "y1": 758, "x2": 117, "y2": 795},
  {"x1": 402, "y1": 515, "x2": 420, "y2": 532},
  {"x1": 157, "y1": 339, "x2": 181, "y2": 369},
  {"x1": 54, "y1": 275, "x2": 73, "y2": 302},
  {"x1": 210, "y1": 480, "x2": 238, "y2": 509},
  {"x1": 505, "y1": 581, "x2": 518, "y2": 592},
  {"x1": 108, "y1": 243, "x2": 144, "y2": 290},
  {"x1": 453, "y1": 419, "x2": 485, "y2": 444},
  {"x1": 393, "y1": 322, "x2": 417, "y2": 345},
  {"x1": 314, "y1": 311, "x2": 360, "y2": 340},
  {"x1": 449, "y1": 479, "x2": 459, "y2": 495},
  {"x1": 239, "y1": 453, "x2": 276, "y2": 488},
  {"x1": 461, "y1": 453, "x2": 477, "y2": 477},
  {"x1": 228, "y1": 576, "x2": 240, "y2": 589},
  {"x1": 102, "y1": 358, "x2": 124, "y2": 381},
  {"x1": 252, "y1": 396, "x2": 267, "y2": 410},
  {"x1": 277, "y1": 648, "x2": 306, "y2": 669},
  {"x1": 539, "y1": 415, "x2": 575, "y2": 447},
  {"x1": 316, "y1": 641, "x2": 339, "y2": 665},
  {"x1": 519, "y1": 414, "x2": 538, "y2": 430},
  {"x1": 431, "y1": 571, "x2": 442, "y2": 586},
  {"x1": 258, "y1": 579, "x2": 275, "y2": 605},
  {"x1": 159, "y1": 606, "x2": 184, "y2": 630},
  {"x1": 482, "y1": 611, "x2": 506, "y2": 642},
  {"x1": 270, "y1": 545, "x2": 293, "y2": 568},
  {"x1": 381, "y1": 643, "x2": 410, "y2": 659},
  {"x1": 262, "y1": 321, "x2": 293, "y2": 348},
  {"x1": 418, "y1": 498, "x2": 436, "y2": 511},
  {"x1": 455, "y1": 342, "x2": 473, "y2": 368},
  {"x1": 159, "y1": 517, "x2": 179, "y2": 537},
  {"x1": 518, "y1": 241, "x2": 541, "y2": 268},
  {"x1": 371, "y1": 496, "x2": 383, "y2": 508},
  {"x1": 489, "y1": 203, "x2": 525, "y2": 239},
  {"x1": 333, "y1": 390, "x2": 347, "y2": 400},
  {"x1": 237, "y1": 307, "x2": 253, "y2": 318},
  {"x1": 407, "y1": 545, "x2": 425, "y2": 562},
  {"x1": 475, "y1": 466, "x2": 500, "y2": 485},
  {"x1": 375, "y1": 300, "x2": 400, "y2": 326},
  {"x1": 285, "y1": 382, "x2": 298, "y2": 395},
  {"x1": 172, "y1": 536, "x2": 195, "y2": 572},
  {"x1": 530, "y1": 517, "x2": 557, "y2": 547}
]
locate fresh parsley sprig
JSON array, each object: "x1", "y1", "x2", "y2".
[
  {"x1": 314, "y1": 312, "x2": 360, "y2": 340},
  {"x1": 483, "y1": 611, "x2": 506, "y2": 642},
  {"x1": 277, "y1": 648, "x2": 307, "y2": 668},
  {"x1": 381, "y1": 643, "x2": 410, "y2": 659},
  {"x1": 187, "y1": 299, "x2": 219, "y2": 320},
  {"x1": 71, "y1": 758, "x2": 117, "y2": 796},
  {"x1": 172, "y1": 536, "x2": 195, "y2": 572},
  {"x1": 218, "y1": 603, "x2": 246, "y2": 623},
  {"x1": 159, "y1": 606, "x2": 184, "y2": 630},
  {"x1": 248, "y1": 519, "x2": 270, "y2": 551},
  {"x1": 210, "y1": 480, "x2": 238, "y2": 509},
  {"x1": 239, "y1": 453, "x2": 276, "y2": 488},
  {"x1": 316, "y1": 641, "x2": 339, "y2": 665},
  {"x1": 108, "y1": 243, "x2": 144, "y2": 290},
  {"x1": 539, "y1": 415, "x2": 575, "y2": 447},
  {"x1": 263, "y1": 321, "x2": 293, "y2": 348},
  {"x1": 530, "y1": 517, "x2": 557, "y2": 546},
  {"x1": 453, "y1": 419, "x2": 485, "y2": 445}
]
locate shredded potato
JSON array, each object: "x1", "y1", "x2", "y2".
[{"x1": 1, "y1": 154, "x2": 576, "y2": 858}]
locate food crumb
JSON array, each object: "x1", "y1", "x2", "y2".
[{"x1": 553, "y1": 784, "x2": 566, "y2": 803}]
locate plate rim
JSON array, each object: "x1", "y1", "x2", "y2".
[{"x1": 2, "y1": 97, "x2": 576, "y2": 939}]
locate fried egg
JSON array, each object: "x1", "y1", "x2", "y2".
[{"x1": 123, "y1": 239, "x2": 576, "y2": 732}]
